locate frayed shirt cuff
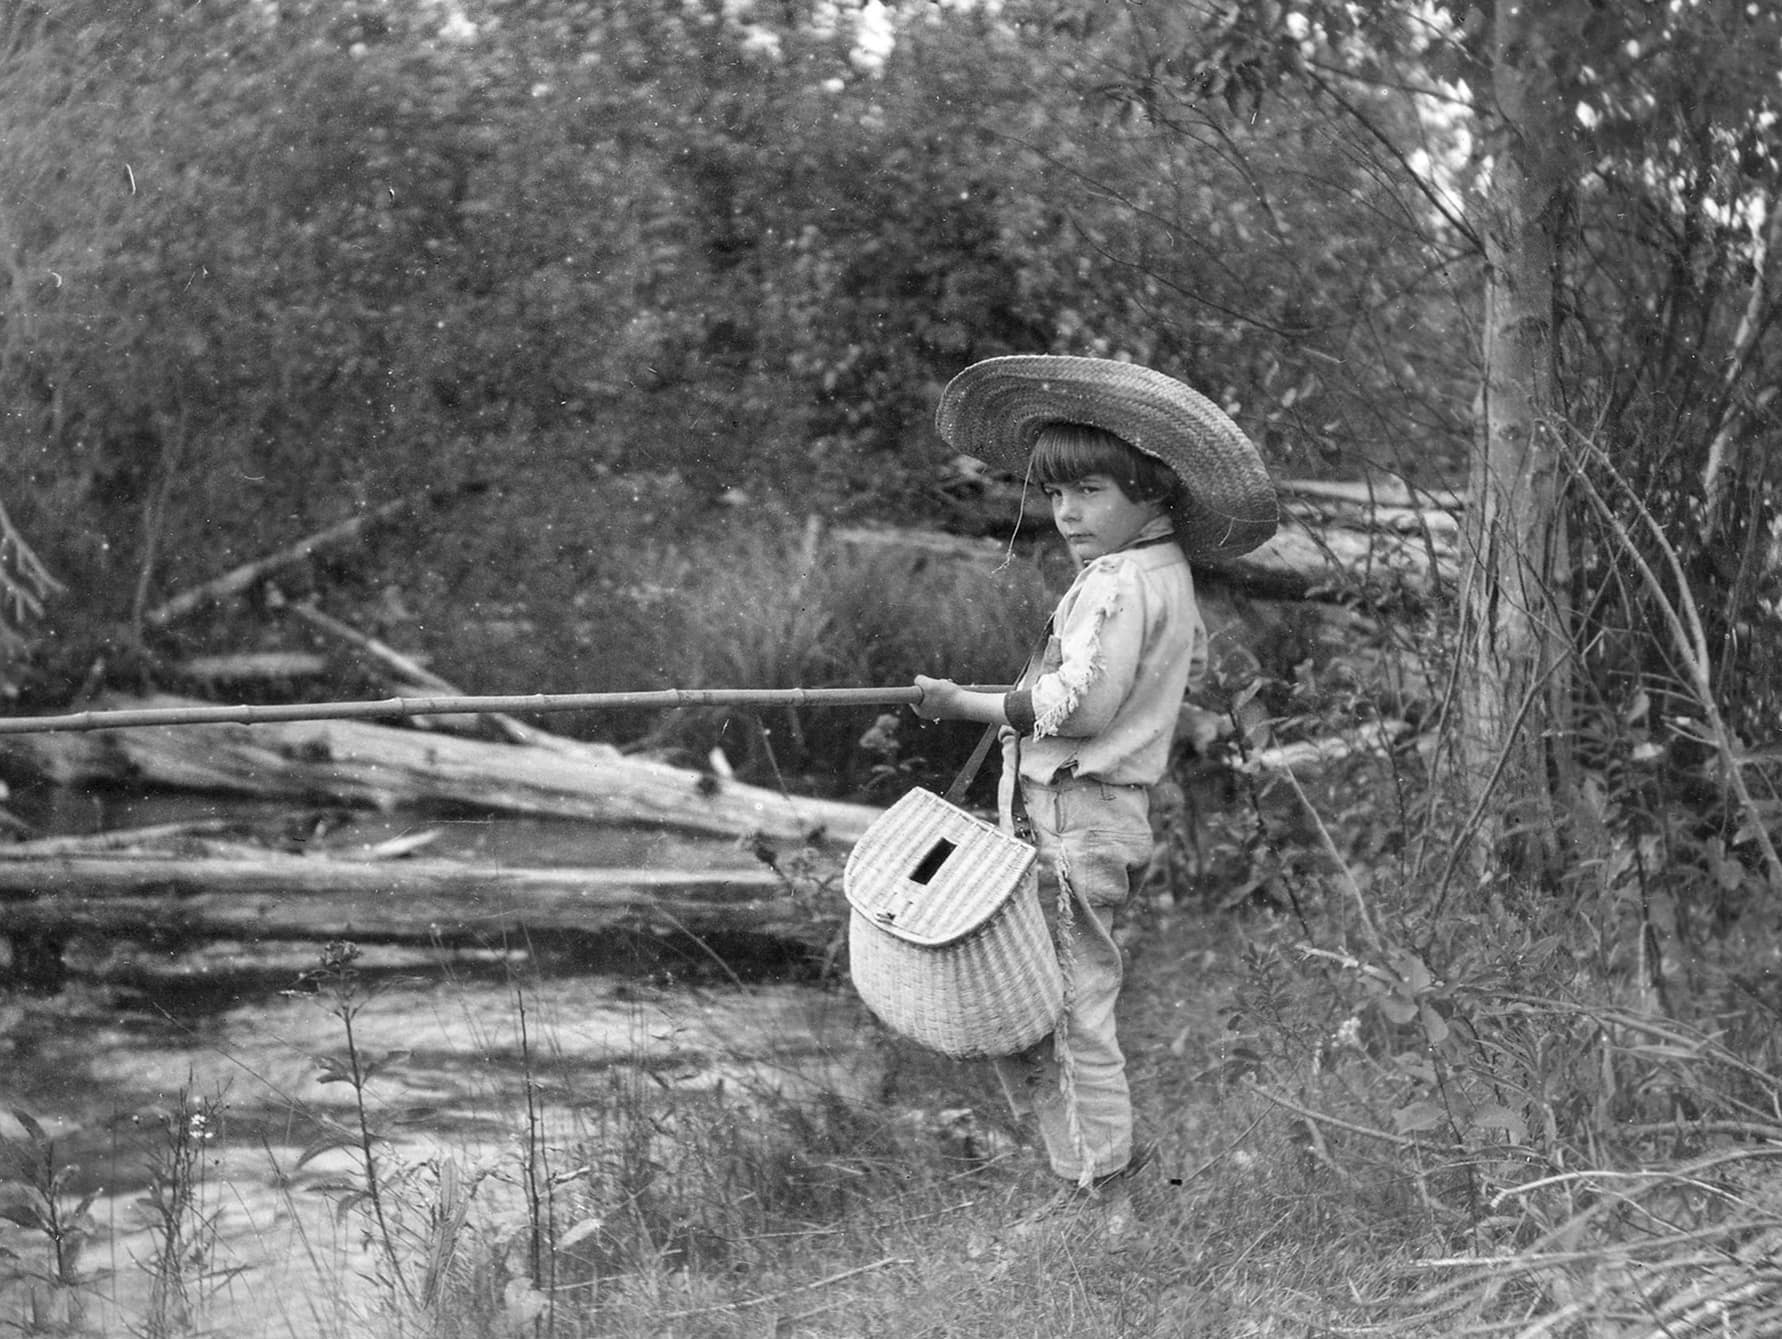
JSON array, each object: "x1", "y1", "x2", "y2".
[{"x1": 1003, "y1": 690, "x2": 1036, "y2": 734}]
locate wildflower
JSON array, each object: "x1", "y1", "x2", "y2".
[{"x1": 188, "y1": 1106, "x2": 217, "y2": 1143}]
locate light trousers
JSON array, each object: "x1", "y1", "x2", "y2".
[{"x1": 992, "y1": 773, "x2": 1152, "y2": 1184}]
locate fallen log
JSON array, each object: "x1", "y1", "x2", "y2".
[
  {"x1": 839, "y1": 517, "x2": 1455, "y2": 599},
  {"x1": 833, "y1": 527, "x2": 1007, "y2": 562},
  {"x1": 0, "y1": 694, "x2": 882, "y2": 844},
  {"x1": 857, "y1": 477, "x2": 1463, "y2": 601},
  {"x1": 1237, "y1": 720, "x2": 1413, "y2": 773},
  {"x1": 1275, "y1": 478, "x2": 1464, "y2": 514},
  {"x1": 1210, "y1": 479, "x2": 1462, "y2": 600},
  {"x1": 1210, "y1": 513, "x2": 1457, "y2": 601},
  {"x1": 0, "y1": 856, "x2": 827, "y2": 948}
]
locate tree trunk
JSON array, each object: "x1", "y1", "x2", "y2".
[{"x1": 1457, "y1": 4, "x2": 1579, "y2": 886}]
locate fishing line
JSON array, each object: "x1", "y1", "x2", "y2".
[{"x1": 995, "y1": 455, "x2": 1037, "y2": 574}]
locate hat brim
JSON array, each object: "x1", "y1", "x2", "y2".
[{"x1": 935, "y1": 356, "x2": 1278, "y2": 560}]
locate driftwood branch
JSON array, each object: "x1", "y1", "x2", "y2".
[
  {"x1": 270, "y1": 589, "x2": 565, "y2": 748},
  {"x1": 173, "y1": 652, "x2": 330, "y2": 684},
  {"x1": 141, "y1": 491, "x2": 426, "y2": 629},
  {"x1": 0, "y1": 818, "x2": 443, "y2": 861},
  {"x1": 0, "y1": 819, "x2": 243, "y2": 855},
  {"x1": 0, "y1": 495, "x2": 63, "y2": 626}
]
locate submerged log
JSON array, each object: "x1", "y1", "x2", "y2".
[
  {"x1": 0, "y1": 694, "x2": 880, "y2": 844},
  {"x1": 0, "y1": 855, "x2": 827, "y2": 949}
]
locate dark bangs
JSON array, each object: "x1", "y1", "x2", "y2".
[{"x1": 1029, "y1": 422, "x2": 1179, "y2": 503}]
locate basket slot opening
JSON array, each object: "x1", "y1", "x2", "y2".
[{"x1": 908, "y1": 837, "x2": 957, "y2": 886}]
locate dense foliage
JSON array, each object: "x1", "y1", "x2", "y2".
[
  {"x1": 1077, "y1": 0, "x2": 1782, "y2": 897},
  {"x1": 0, "y1": 0, "x2": 1476, "y2": 698}
]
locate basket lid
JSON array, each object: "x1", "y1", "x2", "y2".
[{"x1": 844, "y1": 788, "x2": 1038, "y2": 947}]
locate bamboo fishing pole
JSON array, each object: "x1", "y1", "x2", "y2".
[{"x1": 0, "y1": 685, "x2": 985, "y2": 736}]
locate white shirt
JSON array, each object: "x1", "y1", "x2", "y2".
[{"x1": 1007, "y1": 529, "x2": 1206, "y2": 787}]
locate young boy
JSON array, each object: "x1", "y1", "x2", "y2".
[{"x1": 913, "y1": 355, "x2": 1276, "y2": 1201}]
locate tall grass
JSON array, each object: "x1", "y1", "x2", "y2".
[
  {"x1": 645, "y1": 525, "x2": 1051, "y2": 788},
  {"x1": 439, "y1": 516, "x2": 1056, "y2": 793}
]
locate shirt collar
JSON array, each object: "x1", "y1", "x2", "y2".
[{"x1": 1123, "y1": 516, "x2": 1178, "y2": 550}]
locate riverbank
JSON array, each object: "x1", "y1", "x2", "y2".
[
  {"x1": 0, "y1": 940, "x2": 898, "y2": 1336},
  {"x1": 2, "y1": 889, "x2": 1271, "y2": 1337},
  {"x1": 10, "y1": 834, "x2": 1782, "y2": 1335}
]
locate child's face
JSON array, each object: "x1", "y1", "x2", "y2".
[{"x1": 1043, "y1": 473, "x2": 1168, "y2": 564}]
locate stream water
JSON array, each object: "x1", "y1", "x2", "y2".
[{"x1": 0, "y1": 789, "x2": 885, "y2": 1336}]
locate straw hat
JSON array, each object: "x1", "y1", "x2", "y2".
[{"x1": 935, "y1": 355, "x2": 1278, "y2": 560}]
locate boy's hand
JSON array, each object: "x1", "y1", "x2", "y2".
[
  {"x1": 912, "y1": 675, "x2": 961, "y2": 721},
  {"x1": 913, "y1": 675, "x2": 1009, "y2": 726}
]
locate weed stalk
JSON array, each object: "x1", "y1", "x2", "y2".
[
  {"x1": 0, "y1": 1108, "x2": 97, "y2": 1332},
  {"x1": 138, "y1": 1080, "x2": 229, "y2": 1339},
  {"x1": 291, "y1": 940, "x2": 415, "y2": 1311}
]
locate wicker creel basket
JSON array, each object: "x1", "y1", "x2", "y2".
[{"x1": 843, "y1": 787, "x2": 1062, "y2": 1059}]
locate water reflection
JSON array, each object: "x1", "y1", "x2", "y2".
[
  {"x1": 2, "y1": 932, "x2": 876, "y2": 1335},
  {"x1": 1, "y1": 789, "x2": 864, "y2": 1333}
]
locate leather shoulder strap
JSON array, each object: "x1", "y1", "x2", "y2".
[
  {"x1": 943, "y1": 722, "x2": 1002, "y2": 807},
  {"x1": 940, "y1": 616, "x2": 1052, "y2": 807}
]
